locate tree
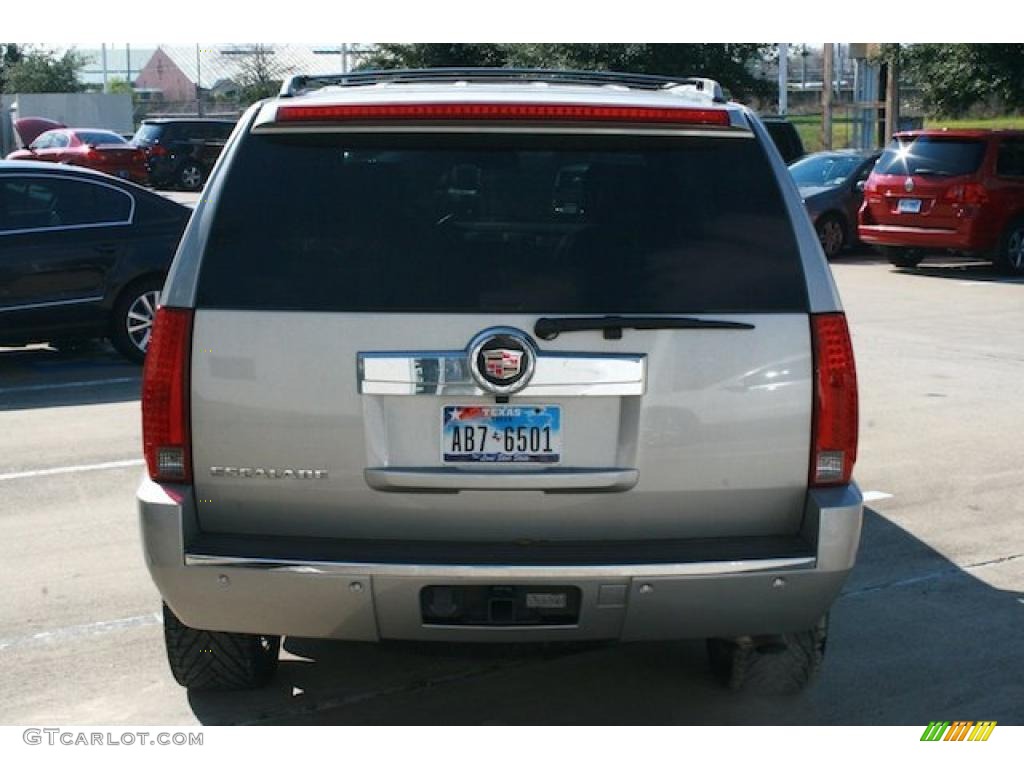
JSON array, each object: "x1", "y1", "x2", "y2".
[
  {"x1": 2, "y1": 48, "x2": 85, "y2": 93},
  {"x1": 107, "y1": 76, "x2": 134, "y2": 95},
  {"x1": 895, "y1": 44, "x2": 1024, "y2": 117},
  {"x1": 0, "y1": 43, "x2": 25, "y2": 90},
  {"x1": 362, "y1": 44, "x2": 508, "y2": 70},
  {"x1": 360, "y1": 43, "x2": 772, "y2": 102},
  {"x1": 231, "y1": 44, "x2": 293, "y2": 103}
]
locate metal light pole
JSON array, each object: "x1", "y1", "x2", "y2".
[
  {"x1": 822, "y1": 44, "x2": 834, "y2": 150},
  {"x1": 778, "y1": 43, "x2": 788, "y2": 115},
  {"x1": 195, "y1": 44, "x2": 203, "y2": 117}
]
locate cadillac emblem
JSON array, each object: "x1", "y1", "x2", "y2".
[{"x1": 469, "y1": 329, "x2": 536, "y2": 394}]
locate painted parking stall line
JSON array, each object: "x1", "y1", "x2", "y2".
[{"x1": 0, "y1": 458, "x2": 145, "y2": 482}]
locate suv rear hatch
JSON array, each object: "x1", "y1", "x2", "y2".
[
  {"x1": 185, "y1": 104, "x2": 819, "y2": 543},
  {"x1": 863, "y1": 134, "x2": 988, "y2": 230}
]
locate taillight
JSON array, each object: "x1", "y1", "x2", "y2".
[
  {"x1": 275, "y1": 102, "x2": 732, "y2": 126},
  {"x1": 142, "y1": 307, "x2": 192, "y2": 483},
  {"x1": 943, "y1": 182, "x2": 988, "y2": 205},
  {"x1": 150, "y1": 143, "x2": 168, "y2": 157},
  {"x1": 810, "y1": 313, "x2": 858, "y2": 487}
]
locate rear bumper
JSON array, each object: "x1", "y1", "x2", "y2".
[
  {"x1": 138, "y1": 479, "x2": 862, "y2": 642},
  {"x1": 858, "y1": 222, "x2": 994, "y2": 253}
]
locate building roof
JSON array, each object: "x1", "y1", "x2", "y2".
[{"x1": 153, "y1": 44, "x2": 374, "y2": 90}]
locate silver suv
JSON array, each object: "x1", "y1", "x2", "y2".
[{"x1": 138, "y1": 69, "x2": 862, "y2": 695}]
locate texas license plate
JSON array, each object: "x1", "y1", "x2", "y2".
[
  {"x1": 442, "y1": 405, "x2": 561, "y2": 464},
  {"x1": 898, "y1": 198, "x2": 922, "y2": 214}
]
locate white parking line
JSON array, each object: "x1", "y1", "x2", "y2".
[
  {"x1": 862, "y1": 490, "x2": 894, "y2": 502},
  {"x1": 0, "y1": 377, "x2": 139, "y2": 395},
  {"x1": 0, "y1": 612, "x2": 162, "y2": 652},
  {"x1": 0, "y1": 458, "x2": 145, "y2": 482}
]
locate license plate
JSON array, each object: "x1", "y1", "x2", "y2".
[
  {"x1": 898, "y1": 198, "x2": 922, "y2": 214},
  {"x1": 442, "y1": 405, "x2": 561, "y2": 464}
]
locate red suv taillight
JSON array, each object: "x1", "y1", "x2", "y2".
[
  {"x1": 142, "y1": 307, "x2": 192, "y2": 483},
  {"x1": 943, "y1": 182, "x2": 988, "y2": 204},
  {"x1": 810, "y1": 313, "x2": 858, "y2": 487}
]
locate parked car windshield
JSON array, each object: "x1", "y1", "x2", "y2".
[
  {"x1": 199, "y1": 131, "x2": 808, "y2": 314},
  {"x1": 76, "y1": 131, "x2": 127, "y2": 146},
  {"x1": 789, "y1": 154, "x2": 863, "y2": 187},
  {"x1": 874, "y1": 136, "x2": 986, "y2": 177}
]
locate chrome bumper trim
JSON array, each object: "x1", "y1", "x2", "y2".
[{"x1": 183, "y1": 553, "x2": 816, "y2": 579}]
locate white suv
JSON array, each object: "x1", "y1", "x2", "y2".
[{"x1": 138, "y1": 69, "x2": 862, "y2": 695}]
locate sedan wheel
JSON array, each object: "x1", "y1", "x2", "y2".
[
  {"x1": 815, "y1": 216, "x2": 846, "y2": 259},
  {"x1": 126, "y1": 290, "x2": 161, "y2": 353},
  {"x1": 110, "y1": 278, "x2": 164, "y2": 363}
]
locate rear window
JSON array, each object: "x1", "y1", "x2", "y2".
[
  {"x1": 76, "y1": 131, "x2": 126, "y2": 145},
  {"x1": 133, "y1": 124, "x2": 164, "y2": 144},
  {"x1": 197, "y1": 131, "x2": 807, "y2": 313},
  {"x1": 874, "y1": 136, "x2": 986, "y2": 177}
]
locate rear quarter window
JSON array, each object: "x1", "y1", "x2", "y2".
[{"x1": 197, "y1": 130, "x2": 808, "y2": 314}]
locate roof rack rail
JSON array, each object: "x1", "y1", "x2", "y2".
[{"x1": 279, "y1": 68, "x2": 726, "y2": 102}]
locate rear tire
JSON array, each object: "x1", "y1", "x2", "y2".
[
  {"x1": 706, "y1": 614, "x2": 828, "y2": 694},
  {"x1": 162, "y1": 603, "x2": 280, "y2": 691},
  {"x1": 109, "y1": 276, "x2": 164, "y2": 364},
  {"x1": 994, "y1": 218, "x2": 1024, "y2": 275},
  {"x1": 884, "y1": 248, "x2": 924, "y2": 268},
  {"x1": 177, "y1": 161, "x2": 204, "y2": 191},
  {"x1": 815, "y1": 214, "x2": 847, "y2": 259}
]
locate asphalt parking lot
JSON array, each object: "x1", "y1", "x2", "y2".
[{"x1": 1, "y1": 249, "x2": 1022, "y2": 725}]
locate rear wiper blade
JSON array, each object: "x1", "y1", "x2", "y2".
[
  {"x1": 534, "y1": 315, "x2": 755, "y2": 340},
  {"x1": 911, "y1": 168, "x2": 953, "y2": 177}
]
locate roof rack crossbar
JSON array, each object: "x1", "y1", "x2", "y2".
[{"x1": 279, "y1": 68, "x2": 726, "y2": 102}]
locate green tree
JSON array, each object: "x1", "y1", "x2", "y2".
[
  {"x1": 0, "y1": 43, "x2": 25, "y2": 90},
  {"x1": 2, "y1": 47, "x2": 85, "y2": 93},
  {"x1": 232, "y1": 44, "x2": 291, "y2": 104},
  {"x1": 361, "y1": 43, "x2": 772, "y2": 101},
  {"x1": 107, "y1": 76, "x2": 133, "y2": 95},
  {"x1": 896, "y1": 44, "x2": 1024, "y2": 117}
]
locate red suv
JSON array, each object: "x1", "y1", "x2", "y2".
[{"x1": 858, "y1": 130, "x2": 1024, "y2": 273}]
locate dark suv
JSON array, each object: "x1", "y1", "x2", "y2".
[{"x1": 131, "y1": 118, "x2": 237, "y2": 191}]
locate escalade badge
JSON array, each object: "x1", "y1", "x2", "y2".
[{"x1": 469, "y1": 329, "x2": 536, "y2": 395}]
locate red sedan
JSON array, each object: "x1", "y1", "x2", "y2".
[{"x1": 6, "y1": 127, "x2": 149, "y2": 185}]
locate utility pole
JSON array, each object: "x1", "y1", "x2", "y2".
[
  {"x1": 884, "y1": 52, "x2": 900, "y2": 143},
  {"x1": 822, "y1": 43, "x2": 834, "y2": 150},
  {"x1": 101, "y1": 43, "x2": 109, "y2": 93},
  {"x1": 195, "y1": 44, "x2": 203, "y2": 117},
  {"x1": 778, "y1": 43, "x2": 788, "y2": 115}
]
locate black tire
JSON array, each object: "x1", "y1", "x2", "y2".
[
  {"x1": 162, "y1": 603, "x2": 280, "y2": 692},
  {"x1": 884, "y1": 248, "x2": 924, "y2": 268},
  {"x1": 109, "y1": 276, "x2": 164, "y2": 364},
  {"x1": 815, "y1": 214, "x2": 847, "y2": 259},
  {"x1": 994, "y1": 218, "x2": 1024, "y2": 275},
  {"x1": 706, "y1": 614, "x2": 828, "y2": 694},
  {"x1": 177, "y1": 161, "x2": 204, "y2": 191}
]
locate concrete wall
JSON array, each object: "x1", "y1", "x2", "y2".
[{"x1": 1, "y1": 93, "x2": 134, "y2": 156}]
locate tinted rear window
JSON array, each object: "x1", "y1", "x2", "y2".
[
  {"x1": 874, "y1": 136, "x2": 986, "y2": 177},
  {"x1": 76, "y1": 131, "x2": 126, "y2": 145},
  {"x1": 197, "y1": 131, "x2": 806, "y2": 313},
  {"x1": 133, "y1": 124, "x2": 163, "y2": 144}
]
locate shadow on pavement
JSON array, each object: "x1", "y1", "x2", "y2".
[
  {"x1": 894, "y1": 260, "x2": 1024, "y2": 284},
  {"x1": 185, "y1": 509, "x2": 1024, "y2": 725},
  {"x1": 0, "y1": 342, "x2": 141, "y2": 411}
]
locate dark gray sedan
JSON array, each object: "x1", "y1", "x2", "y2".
[{"x1": 790, "y1": 149, "x2": 880, "y2": 258}]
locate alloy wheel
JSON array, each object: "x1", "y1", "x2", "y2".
[{"x1": 125, "y1": 290, "x2": 161, "y2": 353}]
